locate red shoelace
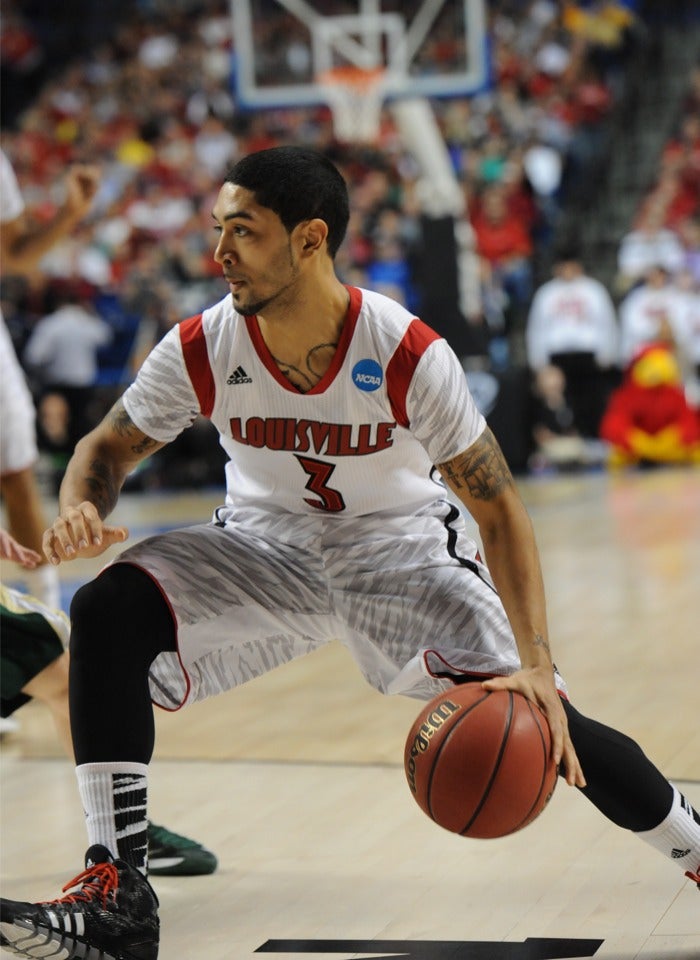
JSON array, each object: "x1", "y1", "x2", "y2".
[{"x1": 40, "y1": 862, "x2": 119, "y2": 908}]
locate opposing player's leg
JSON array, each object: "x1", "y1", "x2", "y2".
[
  {"x1": 20, "y1": 652, "x2": 72, "y2": 757},
  {"x1": 1, "y1": 583, "x2": 69, "y2": 751}
]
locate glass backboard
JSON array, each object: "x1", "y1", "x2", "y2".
[{"x1": 232, "y1": 0, "x2": 489, "y2": 111}]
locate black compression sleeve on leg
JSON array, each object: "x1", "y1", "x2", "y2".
[
  {"x1": 562, "y1": 699, "x2": 673, "y2": 832},
  {"x1": 69, "y1": 563, "x2": 176, "y2": 765}
]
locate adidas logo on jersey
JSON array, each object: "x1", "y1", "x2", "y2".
[
  {"x1": 227, "y1": 365, "x2": 253, "y2": 385},
  {"x1": 672, "y1": 847, "x2": 692, "y2": 859}
]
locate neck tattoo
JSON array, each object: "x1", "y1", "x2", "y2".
[{"x1": 273, "y1": 341, "x2": 337, "y2": 392}]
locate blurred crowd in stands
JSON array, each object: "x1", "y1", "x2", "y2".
[{"x1": 0, "y1": 0, "x2": 698, "y2": 488}]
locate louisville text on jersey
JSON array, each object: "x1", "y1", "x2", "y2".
[{"x1": 230, "y1": 417, "x2": 397, "y2": 456}]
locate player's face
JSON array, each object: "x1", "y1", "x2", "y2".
[{"x1": 212, "y1": 183, "x2": 302, "y2": 317}]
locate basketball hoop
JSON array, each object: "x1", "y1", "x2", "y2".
[{"x1": 318, "y1": 66, "x2": 386, "y2": 144}]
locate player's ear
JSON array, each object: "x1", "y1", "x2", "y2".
[{"x1": 296, "y1": 218, "x2": 328, "y2": 257}]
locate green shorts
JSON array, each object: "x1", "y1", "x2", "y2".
[{"x1": 1, "y1": 583, "x2": 69, "y2": 718}]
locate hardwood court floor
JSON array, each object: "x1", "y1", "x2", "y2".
[{"x1": 1, "y1": 466, "x2": 699, "y2": 959}]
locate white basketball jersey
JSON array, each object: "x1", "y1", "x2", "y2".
[{"x1": 123, "y1": 286, "x2": 485, "y2": 517}]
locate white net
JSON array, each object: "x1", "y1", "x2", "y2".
[{"x1": 319, "y1": 67, "x2": 386, "y2": 144}]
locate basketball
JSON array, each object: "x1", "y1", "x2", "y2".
[{"x1": 404, "y1": 685, "x2": 558, "y2": 839}]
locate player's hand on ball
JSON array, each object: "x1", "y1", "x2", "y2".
[
  {"x1": 43, "y1": 502, "x2": 128, "y2": 565},
  {"x1": 482, "y1": 666, "x2": 586, "y2": 789}
]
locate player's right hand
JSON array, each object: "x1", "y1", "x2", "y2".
[
  {"x1": 482, "y1": 666, "x2": 586, "y2": 788},
  {"x1": 43, "y1": 501, "x2": 128, "y2": 565}
]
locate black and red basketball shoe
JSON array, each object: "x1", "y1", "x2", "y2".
[{"x1": 0, "y1": 844, "x2": 159, "y2": 959}]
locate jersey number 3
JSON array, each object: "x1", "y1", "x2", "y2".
[{"x1": 295, "y1": 455, "x2": 346, "y2": 512}]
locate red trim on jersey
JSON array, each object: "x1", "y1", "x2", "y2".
[
  {"x1": 179, "y1": 314, "x2": 215, "y2": 417},
  {"x1": 385, "y1": 318, "x2": 442, "y2": 428},
  {"x1": 244, "y1": 285, "x2": 363, "y2": 394}
]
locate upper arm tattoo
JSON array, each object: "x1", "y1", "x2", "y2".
[
  {"x1": 109, "y1": 402, "x2": 160, "y2": 456},
  {"x1": 437, "y1": 427, "x2": 513, "y2": 501}
]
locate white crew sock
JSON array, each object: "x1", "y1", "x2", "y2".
[
  {"x1": 636, "y1": 785, "x2": 700, "y2": 880},
  {"x1": 76, "y1": 762, "x2": 149, "y2": 874}
]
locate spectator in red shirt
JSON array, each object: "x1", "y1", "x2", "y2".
[{"x1": 471, "y1": 184, "x2": 534, "y2": 329}]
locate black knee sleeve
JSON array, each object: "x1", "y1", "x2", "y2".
[
  {"x1": 69, "y1": 563, "x2": 176, "y2": 764},
  {"x1": 562, "y1": 699, "x2": 673, "y2": 832}
]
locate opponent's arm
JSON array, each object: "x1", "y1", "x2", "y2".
[
  {"x1": 436, "y1": 426, "x2": 584, "y2": 787},
  {"x1": 0, "y1": 165, "x2": 101, "y2": 276},
  {"x1": 43, "y1": 398, "x2": 166, "y2": 565}
]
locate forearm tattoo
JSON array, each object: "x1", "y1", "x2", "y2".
[
  {"x1": 76, "y1": 403, "x2": 158, "y2": 518},
  {"x1": 273, "y1": 342, "x2": 337, "y2": 392},
  {"x1": 437, "y1": 428, "x2": 513, "y2": 501},
  {"x1": 85, "y1": 458, "x2": 119, "y2": 519},
  {"x1": 533, "y1": 633, "x2": 552, "y2": 658}
]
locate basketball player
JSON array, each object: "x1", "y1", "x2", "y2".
[
  {"x1": 1, "y1": 147, "x2": 697, "y2": 960},
  {"x1": 0, "y1": 148, "x2": 99, "y2": 609},
  {"x1": 0, "y1": 148, "x2": 217, "y2": 881}
]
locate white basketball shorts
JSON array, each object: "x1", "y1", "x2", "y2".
[{"x1": 111, "y1": 500, "x2": 568, "y2": 710}]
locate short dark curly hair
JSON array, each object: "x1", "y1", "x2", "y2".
[{"x1": 225, "y1": 146, "x2": 350, "y2": 259}]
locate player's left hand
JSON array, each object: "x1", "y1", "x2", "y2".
[
  {"x1": 482, "y1": 666, "x2": 586, "y2": 788},
  {"x1": 42, "y1": 501, "x2": 128, "y2": 565}
]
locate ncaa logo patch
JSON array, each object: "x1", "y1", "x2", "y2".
[{"x1": 352, "y1": 359, "x2": 383, "y2": 392}]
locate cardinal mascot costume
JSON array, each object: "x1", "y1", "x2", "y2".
[{"x1": 599, "y1": 342, "x2": 700, "y2": 466}]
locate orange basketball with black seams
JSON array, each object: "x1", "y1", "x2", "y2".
[{"x1": 404, "y1": 685, "x2": 558, "y2": 838}]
